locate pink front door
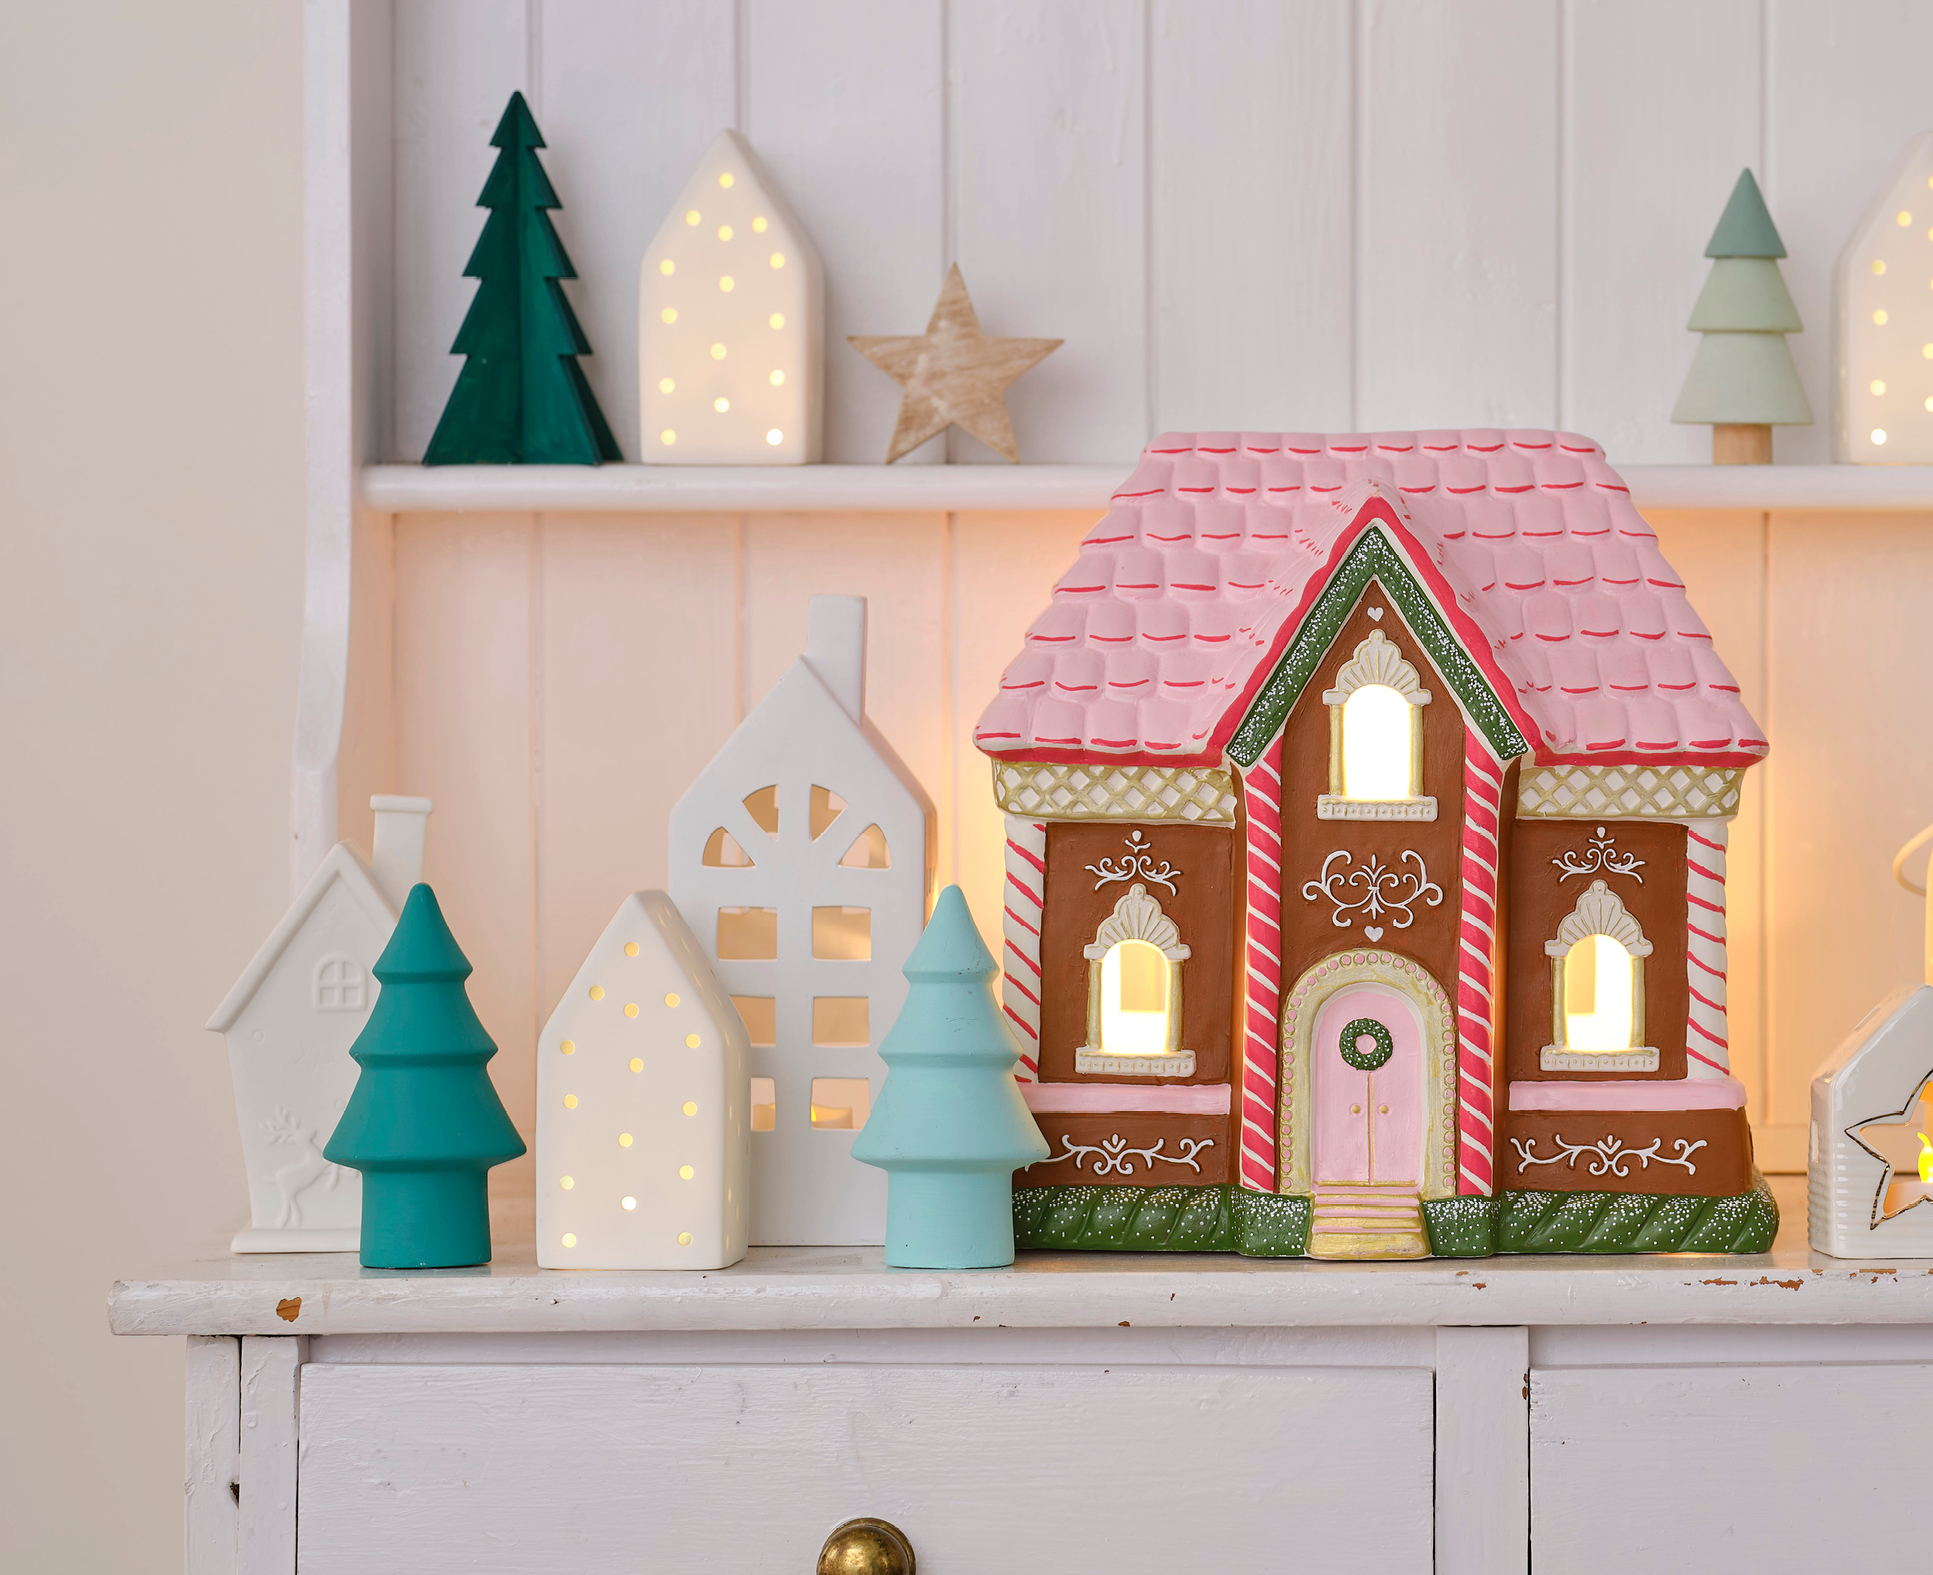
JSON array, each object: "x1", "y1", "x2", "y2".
[{"x1": 1311, "y1": 983, "x2": 1424, "y2": 1186}]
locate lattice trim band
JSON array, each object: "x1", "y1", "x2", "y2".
[
  {"x1": 992, "y1": 761, "x2": 1238, "y2": 822},
  {"x1": 1518, "y1": 765, "x2": 1743, "y2": 820}
]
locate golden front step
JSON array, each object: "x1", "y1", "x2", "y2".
[{"x1": 1308, "y1": 1183, "x2": 1429, "y2": 1260}]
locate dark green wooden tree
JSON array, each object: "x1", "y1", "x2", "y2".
[
  {"x1": 325, "y1": 884, "x2": 526, "y2": 1267},
  {"x1": 422, "y1": 91, "x2": 622, "y2": 465}
]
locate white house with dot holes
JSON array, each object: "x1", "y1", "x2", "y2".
[
  {"x1": 536, "y1": 891, "x2": 750, "y2": 1270},
  {"x1": 205, "y1": 796, "x2": 433, "y2": 1253},
  {"x1": 669, "y1": 595, "x2": 934, "y2": 1246}
]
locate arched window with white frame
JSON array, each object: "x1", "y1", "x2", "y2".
[
  {"x1": 1317, "y1": 628, "x2": 1437, "y2": 821},
  {"x1": 1541, "y1": 879, "x2": 1657, "y2": 1073},
  {"x1": 1075, "y1": 883, "x2": 1194, "y2": 1077}
]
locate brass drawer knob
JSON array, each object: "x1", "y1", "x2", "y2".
[{"x1": 818, "y1": 1518, "x2": 915, "y2": 1575}]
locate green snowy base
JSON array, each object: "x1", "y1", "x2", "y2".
[{"x1": 1015, "y1": 1173, "x2": 1779, "y2": 1259}]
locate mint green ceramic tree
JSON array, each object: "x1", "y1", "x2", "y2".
[
  {"x1": 325, "y1": 884, "x2": 526, "y2": 1267},
  {"x1": 852, "y1": 885, "x2": 1048, "y2": 1268}
]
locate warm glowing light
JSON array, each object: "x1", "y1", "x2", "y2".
[
  {"x1": 665, "y1": 993, "x2": 680, "y2": 1008},
  {"x1": 1100, "y1": 939, "x2": 1171, "y2": 1056},
  {"x1": 560, "y1": 1175, "x2": 574, "y2": 1189},
  {"x1": 1564, "y1": 933, "x2": 1634, "y2": 1051},
  {"x1": 719, "y1": 275, "x2": 735, "y2": 292},
  {"x1": 678, "y1": 1232, "x2": 693, "y2": 1245},
  {"x1": 714, "y1": 397, "x2": 730, "y2": 413},
  {"x1": 718, "y1": 224, "x2": 733, "y2": 241},
  {"x1": 629, "y1": 1057, "x2": 643, "y2": 1073},
  {"x1": 562, "y1": 1232, "x2": 577, "y2": 1247},
  {"x1": 589, "y1": 985, "x2": 605, "y2": 1001},
  {"x1": 1873, "y1": 380, "x2": 1888, "y2": 395},
  {"x1": 1876, "y1": 309, "x2": 1891, "y2": 325},
  {"x1": 770, "y1": 252, "x2": 785, "y2": 269},
  {"x1": 766, "y1": 429, "x2": 783, "y2": 445},
  {"x1": 659, "y1": 259, "x2": 675, "y2": 276},
  {"x1": 770, "y1": 370, "x2": 785, "y2": 386},
  {"x1": 560, "y1": 1039, "x2": 575, "y2": 1055},
  {"x1": 710, "y1": 343, "x2": 727, "y2": 360},
  {"x1": 679, "y1": 1165, "x2": 695, "y2": 1180},
  {"x1": 685, "y1": 1033, "x2": 701, "y2": 1048},
  {"x1": 1874, "y1": 259, "x2": 1889, "y2": 275},
  {"x1": 752, "y1": 216, "x2": 767, "y2": 232},
  {"x1": 661, "y1": 307, "x2": 677, "y2": 324},
  {"x1": 625, "y1": 941, "x2": 640, "y2": 957},
  {"x1": 719, "y1": 172, "x2": 734, "y2": 188},
  {"x1": 685, "y1": 209, "x2": 700, "y2": 225},
  {"x1": 1919, "y1": 1133, "x2": 1933, "y2": 1183},
  {"x1": 682, "y1": 1101, "x2": 698, "y2": 1116},
  {"x1": 622, "y1": 1196, "x2": 637, "y2": 1210},
  {"x1": 769, "y1": 313, "x2": 785, "y2": 329},
  {"x1": 563, "y1": 1094, "x2": 578, "y2": 1109},
  {"x1": 1875, "y1": 429, "x2": 1890, "y2": 444},
  {"x1": 619, "y1": 1132, "x2": 633, "y2": 1147},
  {"x1": 1901, "y1": 210, "x2": 1915, "y2": 226},
  {"x1": 1924, "y1": 344, "x2": 1933, "y2": 358},
  {"x1": 625, "y1": 1002, "x2": 639, "y2": 1018},
  {"x1": 1342, "y1": 684, "x2": 1412, "y2": 799},
  {"x1": 1925, "y1": 397, "x2": 1933, "y2": 412},
  {"x1": 661, "y1": 429, "x2": 676, "y2": 445}
]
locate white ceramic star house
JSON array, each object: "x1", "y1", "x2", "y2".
[
  {"x1": 669, "y1": 595, "x2": 934, "y2": 1246},
  {"x1": 536, "y1": 891, "x2": 749, "y2": 1270},
  {"x1": 639, "y1": 129, "x2": 823, "y2": 464},
  {"x1": 206, "y1": 796, "x2": 432, "y2": 1253},
  {"x1": 1810, "y1": 987, "x2": 1933, "y2": 1257},
  {"x1": 1833, "y1": 130, "x2": 1933, "y2": 462}
]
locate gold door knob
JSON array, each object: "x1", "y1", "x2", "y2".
[{"x1": 818, "y1": 1518, "x2": 915, "y2": 1575}]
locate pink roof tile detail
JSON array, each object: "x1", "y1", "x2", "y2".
[{"x1": 974, "y1": 430, "x2": 1768, "y2": 770}]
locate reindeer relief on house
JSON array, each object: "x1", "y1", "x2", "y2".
[{"x1": 979, "y1": 431, "x2": 1778, "y2": 1259}]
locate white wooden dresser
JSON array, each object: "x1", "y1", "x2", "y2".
[{"x1": 111, "y1": 1176, "x2": 1933, "y2": 1573}]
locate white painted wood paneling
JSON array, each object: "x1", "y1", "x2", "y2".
[
  {"x1": 238, "y1": 1336, "x2": 304, "y2": 1575},
  {"x1": 1436, "y1": 1326, "x2": 1530, "y2": 1575},
  {"x1": 949, "y1": 0, "x2": 1147, "y2": 462},
  {"x1": 1533, "y1": 1363, "x2": 1933, "y2": 1565},
  {"x1": 1356, "y1": 0, "x2": 1558, "y2": 432},
  {"x1": 184, "y1": 1336, "x2": 240, "y2": 1575},
  {"x1": 535, "y1": 2, "x2": 737, "y2": 461},
  {"x1": 1149, "y1": 0, "x2": 1354, "y2": 434},
  {"x1": 297, "y1": 1361, "x2": 1433, "y2": 1573}
]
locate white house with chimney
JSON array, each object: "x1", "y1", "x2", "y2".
[
  {"x1": 669, "y1": 597, "x2": 933, "y2": 1246},
  {"x1": 206, "y1": 796, "x2": 433, "y2": 1252}
]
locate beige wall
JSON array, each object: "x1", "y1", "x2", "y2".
[{"x1": 0, "y1": 4, "x2": 302, "y2": 1571}]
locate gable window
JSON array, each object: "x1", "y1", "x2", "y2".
[
  {"x1": 312, "y1": 954, "x2": 366, "y2": 1012},
  {"x1": 1076, "y1": 883, "x2": 1194, "y2": 1077},
  {"x1": 1541, "y1": 879, "x2": 1656, "y2": 1072},
  {"x1": 1318, "y1": 629, "x2": 1436, "y2": 821}
]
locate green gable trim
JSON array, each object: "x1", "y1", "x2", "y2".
[{"x1": 1225, "y1": 526, "x2": 1531, "y2": 768}]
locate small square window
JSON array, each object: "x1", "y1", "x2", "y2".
[
  {"x1": 810, "y1": 1077, "x2": 870, "y2": 1131},
  {"x1": 812, "y1": 906, "x2": 871, "y2": 960},
  {"x1": 749, "y1": 1076, "x2": 776, "y2": 1132},
  {"x1": 732, "y1": 996, "x2": 776, "y2": 1047},
  {"x1": 812, "y1": 997, "x2": 870, "y2": 1047},
  {"x1": 718, "y1": 907, "x2": 778, "y2": 959}
]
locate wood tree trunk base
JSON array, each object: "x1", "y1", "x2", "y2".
[{"x1": 1712, "y1": 423, "x2": 1773, "y2": 464}]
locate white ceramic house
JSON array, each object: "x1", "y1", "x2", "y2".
[
  {"x1": 639, "y1": 128, "x2": 823, "y2": 465},
  {"x1": 1833, "y1": 130, "x2": 1933, "y2": 463},
  {"x1": 669, "y1": 595, "x2": 934, "y2": 1245},
  {"x1": 1810, "y1": 986, "x2": 1933, "y2": 1257},
  {"x1": 206, "y1": 796, "x2": 432, "y2": 1252},
  {"x1": 536, "y1": 892, "x2": 750, "y2": 1270}
]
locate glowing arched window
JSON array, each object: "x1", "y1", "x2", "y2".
[
  {"x1": 1542, "y1": 879, "x2": 1656, "y2": 1072},
  {"x1": 1319, "y1": 627, "x2": 1435, "y2": 821},
  {"x1": 1101, "y1": 939, "x2": 1171, "y2": 1056},
  {"x1": 1076, "y1": 883, "x2": 1194, "y2": 1076}
]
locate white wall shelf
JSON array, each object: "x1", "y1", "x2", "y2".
[{"x1": 360, "y1": 462, "x2": 1933, "y2": 515}]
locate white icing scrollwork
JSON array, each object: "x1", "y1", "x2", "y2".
[
  {"x1": 1037, "y1": 1131, "x2": 1215, "y2": 1177},
  {"x1": 1085, "y1": 828, "x2": 1180, "y2": 894},
  {"x1": 1552, "y1": 824, "x2": 1646, "y2": 884},
  {"x1": 1508, "y1": 1132, "x2": 1706, "y2": 1178},
  {"x1": 1302, "y1": 849, "x2": 1443, "y2": 930}
]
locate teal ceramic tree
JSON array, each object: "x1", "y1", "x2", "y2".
[
  {"x1": 325, "y1": 884, "x2": 526, "y2": 1267},
  {"x1": 421, "y1": 91, "x2": 622, "y2": 466},
  {"x1": 852, "y1": 885, "x2": 1049, "y2": 1268}
]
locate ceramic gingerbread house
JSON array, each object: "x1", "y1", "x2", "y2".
[{"x1": 978, "y1": 431, "x2": 1778, "y2": 1259}]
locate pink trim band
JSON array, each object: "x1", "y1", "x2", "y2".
[
  {"x1": 1507, "y1": 1076, "x2": 1746, "y2": 1112},
  {"x1": 1021, "y1": 1082, "x2": 1233, "y2": 1115}
]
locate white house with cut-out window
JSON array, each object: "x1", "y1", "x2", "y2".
[
  {"x1": 669, "y1": 596, "x2": 934, "y2": 1245},
  {"x1": 206, "y1": 796, "x2": 433, "y2": 1252}
]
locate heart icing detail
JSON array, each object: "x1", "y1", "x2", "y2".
[
  {"x1": 1364, "y1": 926, "x2": 1385, "y2": 942},
  {"x1": 1366, "y1": 607, "x2": 1384, "y2": 621}
]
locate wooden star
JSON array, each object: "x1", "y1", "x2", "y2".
[{"x1": 849, "y1": 264, "x2": 1062, "y2": 463}]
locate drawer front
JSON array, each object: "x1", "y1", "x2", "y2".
[
  {"x1": 1533, "y1": 1363, "x2": 1933, "y2": 1566},
  {"x1": 298, "y1": 1361, "x2": 1431, "y2": 1573}
]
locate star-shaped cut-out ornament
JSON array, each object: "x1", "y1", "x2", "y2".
[
  {"x1": 849, "y1": 265, "x2": 1062, "y2": 463},
  {"x1": 1850, "y1": 1073, "x2": 1933, "y2": 1225}
]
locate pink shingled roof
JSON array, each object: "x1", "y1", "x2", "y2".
[{"x1": 973, "y1": 431, "x2": 1768, "y2": 770}]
